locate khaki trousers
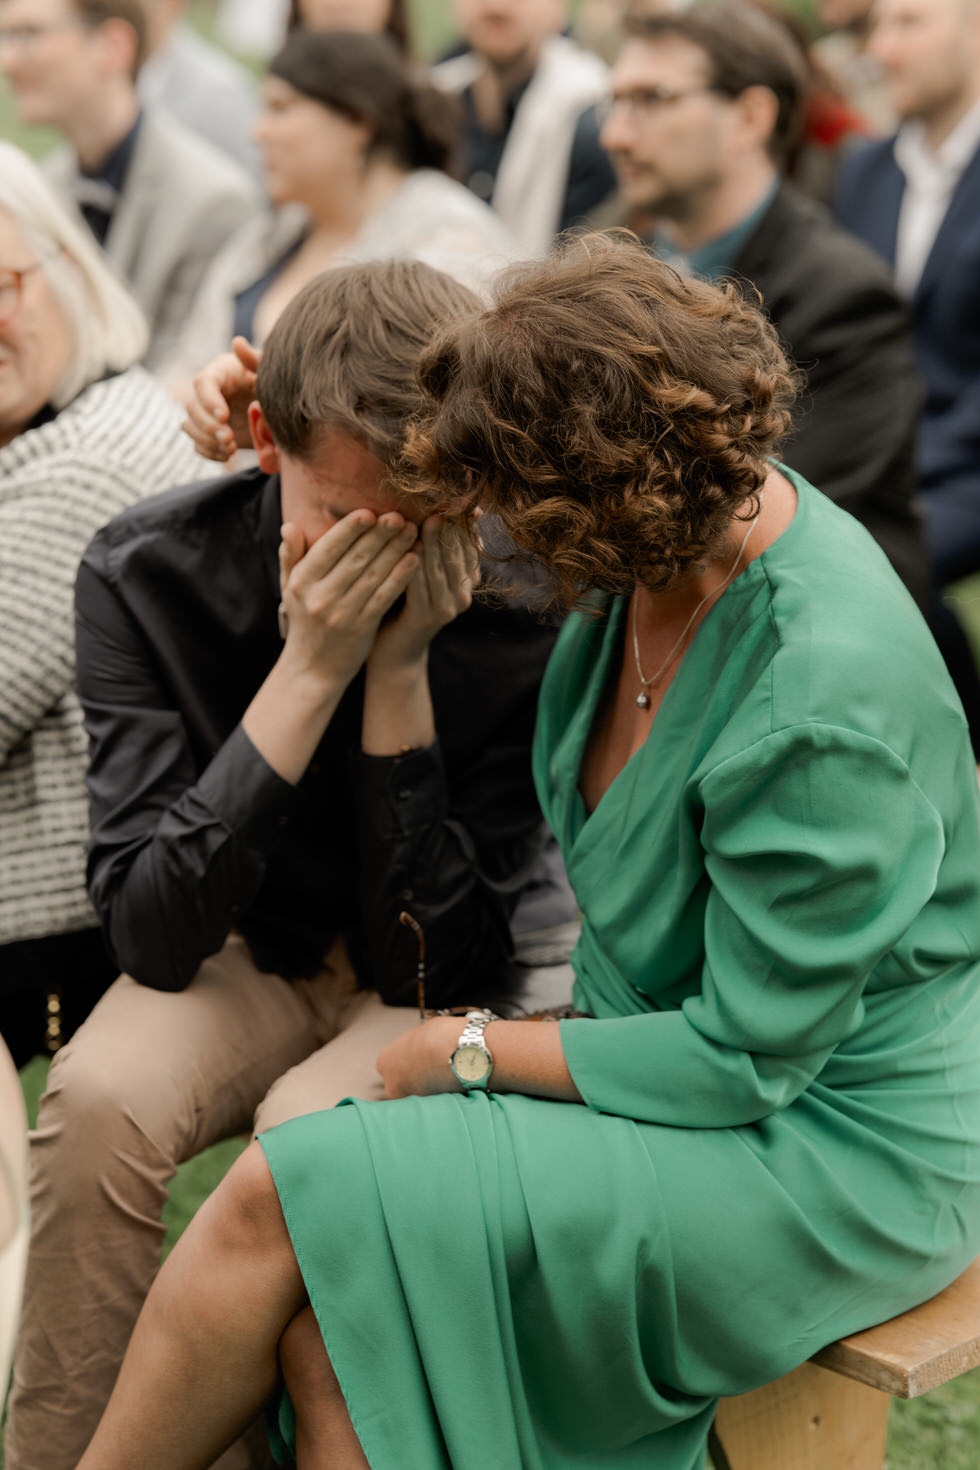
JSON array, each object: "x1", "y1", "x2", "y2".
[{"x1": 3, "y1": 934, "x2": 419, "y2": 1470}]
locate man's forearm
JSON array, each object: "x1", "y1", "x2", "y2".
[
  {"x1": 242, "y1": 654, "x2": 349, "y2": 785},
  {"x1": 361, "y1": 655, "x2": 435, "y2": 757}
]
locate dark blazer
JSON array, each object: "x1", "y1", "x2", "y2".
[
  {"x1": 730, "y1": 183, "x2": 928, "y2": 607},
  {"x1": 836, "y1": 138, "x2": 980, "y2": 511}
]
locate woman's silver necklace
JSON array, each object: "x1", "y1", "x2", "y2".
[{"x1": 631, "y1": 494, "x2": 764, "y2": 710}]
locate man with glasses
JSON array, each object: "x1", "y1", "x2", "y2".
[
  {"x1": 0, "y1": 0, "x2": 257, "y2": 371},
  {"x1": 598, "y1": 1, "x2": 929, "y2": 609}
]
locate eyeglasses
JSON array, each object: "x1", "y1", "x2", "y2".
[
  {"x1": 0, "y1": 20, "x2": 87, "y2": 50},
  {"x1": 599, "y1": 84, "x2": 723, "y2": 124},
  {"x1": 0, "y1": 263, "x2": 42, "y2": 325}
]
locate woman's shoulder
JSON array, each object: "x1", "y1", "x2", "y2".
[
  {"x1": 362, "y1": 170, "x2": 521, "y2": 265},
  {"x1": 1, "y1": 368, "x2": 203, "y2": 500},
  {"x1": 751, "y1": 472, "x2": 968, "y2": 758}
]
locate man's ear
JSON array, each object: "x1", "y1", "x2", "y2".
[
  {"x1": 95, "y1": 17, "x2": 141, "y2": 79},
  {"x1": 249, "y1": 402, "x2": 280, "y2": 473},
  {"x1": 734, "y1": 84, "x2": 781, "y2": 157}
]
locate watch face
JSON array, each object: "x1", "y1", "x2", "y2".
[{"x1": 452, "y1": 1044, "x2": 491, "y2": 1083}]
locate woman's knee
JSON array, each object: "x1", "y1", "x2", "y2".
[{"x1": 196, "y1": 1141, "x2": 294, "y2": 1266}]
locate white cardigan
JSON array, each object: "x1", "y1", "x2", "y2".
[
  {"x1": 0, "y1": 368, "x2": 204, "y2": 946},
  {"x1": 435, "y1": 35, "x2": 610, "y2": 257}
]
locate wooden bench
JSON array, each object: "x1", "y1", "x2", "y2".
[{"x1": 712, "y1": 1255, "x2": 980, "y2": 1469}]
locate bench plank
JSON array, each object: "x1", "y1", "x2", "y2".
[
  {"x1": 714, "y1": 1361, "x2": 890, "y2": 1469},
  {"x1": 812, "y1": 1256, "x2": 980, "y2": 1398}
]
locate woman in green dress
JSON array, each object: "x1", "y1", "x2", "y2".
[{"x1": 77, "y1": 237, "x2": 980, "y2": 1470}]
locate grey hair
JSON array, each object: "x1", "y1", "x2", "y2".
[{"x1": 0, "y1": 142, "x2": 147, "y2": 406}]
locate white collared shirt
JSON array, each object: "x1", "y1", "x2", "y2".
[{"x1": 893, "y1": 97, "x2": 980, "y2": 297}]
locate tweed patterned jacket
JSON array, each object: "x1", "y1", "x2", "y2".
[{"x1": 0, "y1": 368, "x2": 203, "y2": 945}]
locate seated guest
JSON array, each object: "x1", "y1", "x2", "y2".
[
  {"x1": 287, "y1": 0, "x2": 409, "y2": 49},
  {"x1": 836, "y1": 0, "x2": 980, "y2": 753},
  {"x1": 435, "y1": 0, "x2": 616, "y2": 255},
  {"x1": 599, "y1": 1, "x2": 929, "y2": 609},
  {"x1": 137, "y1": 0, "x2": 261, "y2": 177},
  {"x1": 159, "y1": 29, "x2": 519, "y2": 390},
  {"x1": 0, "y1": 144, "x2": 204, "y2": 1071},
  {"x1": 0, "y1": 0, "x2": 259, "y2": 372},
  {"x1": 74, "y1": 234, "x2": 980, "y2": 1470},
  {"x1": 3, "y1": 259, "x2": 571, "y2": 1470}
]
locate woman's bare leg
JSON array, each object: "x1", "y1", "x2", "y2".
[
  {"x1": 76, "y1": 1142, "x2": 307, "y2": 1470},
  {"x1": 280, "y1": 1305, "x2": 370, "y2": 1469}
]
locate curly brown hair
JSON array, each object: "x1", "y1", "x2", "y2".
[{"x1": 400, "y1": 233, "x2": 799, "y2": 609}]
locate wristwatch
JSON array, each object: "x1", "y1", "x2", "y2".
[{"x1": 449, "y1": 1009, "x2": 497, "y2": 1091}]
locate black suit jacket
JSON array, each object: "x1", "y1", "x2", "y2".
[{"x1": 731, "y1": 184, "x2": 928, "y2": 607}]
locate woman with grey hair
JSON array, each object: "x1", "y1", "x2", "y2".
[{"x1": 0, "y1": 142, "x2": 205, "y2": 1067}]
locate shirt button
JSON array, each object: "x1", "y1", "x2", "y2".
[
  {"x1": 397, "y1": 787, "x2": 413, "y2": 800},
  {"x1": 279, "y1": 815, "x2": 289, "y2": 826},
  {"x1": 401, "y1": 888, "x2": 414, "y2": 902},
  {"x1": 231, "y1": 903, "x2": 240, "y2": 914}
]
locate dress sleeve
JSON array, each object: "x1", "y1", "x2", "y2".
[{"x1": 560, "y1": 722, "x2": 947, "y2": 1126}]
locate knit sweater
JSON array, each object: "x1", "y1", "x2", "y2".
[{"x1": 0, "y1": 367, "x2": 204, "y2": 945}]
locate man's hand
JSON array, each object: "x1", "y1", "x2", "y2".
[
  {"x1": 278, "y1": 511, "x2": 420, "y2": 695},
  {"x1": 182, "y1": 337, "x2": 261, "y2": 461},
  {"x1": 368, "y1": 514, "x2": 481, "y2": 674}
]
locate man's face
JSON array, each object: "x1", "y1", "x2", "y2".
[
  {"x1": 870, "y1": 0, "x2": 980, "y2": 123},
  {"x1": 453, "y1": 0, "x2": 565, "y2": 68},
  {"x1": 0, "y1": 209, "x2": 74, "y2": 448},
  {"x1": 298, "y1": 0, "x2": 393, "y2": 31},
  {"x1": 0, "y1": 0, "x2": 101, "y2": 128},
  {"x1": 601, "y1": 36, "x2": 736, "y2": 222},
  {"x1": 818, "y1": 0, "x2": 874, "y2": 29},
  {"x1": 277, "y1": 429, "x2": 424, "y2": 553}
]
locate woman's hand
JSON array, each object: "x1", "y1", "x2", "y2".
[
  {"x1": 367, "y1": 514, "x2": 481, "y2": 674},
  {"x1": 182, "y1": 337, "x2": 262, "y2": 461},
  {"x1": 377, "y1": 1016, "x2": 464, "y2": 1099}
]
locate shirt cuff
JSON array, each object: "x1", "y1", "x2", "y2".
[
  {"x1": 195, "y1": 722, "x2": 300, "y2": 850},
  {"x1": 356, "y1": 741, "x2": 449, "y2": 838}
]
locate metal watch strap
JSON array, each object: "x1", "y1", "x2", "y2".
[{"x1": 449, "y1": 1008, "x2": 497, "y2": 1091}]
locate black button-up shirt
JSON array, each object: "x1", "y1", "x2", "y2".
[{"x1": 74, "y1": 468, "x2": 561, "y2": 1006}]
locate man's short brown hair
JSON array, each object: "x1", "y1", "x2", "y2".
[
  {"x1": 74, "y1": 0, "x2": 148, "y2": 74},
  {"x1": 625, "y1": 2, "x2": 808, "y2": 166},
  {"x1": 255, "y1": 260, "x2": 481, "y2": 467}
]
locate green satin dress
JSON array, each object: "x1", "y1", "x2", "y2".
[{"x1": 261, "y1": 472, "x2": 980, "y2": 1470}]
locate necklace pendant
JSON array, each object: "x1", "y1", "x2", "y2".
[{"x1": 636, "y1": 691, "x2": 651, "y2": 709}]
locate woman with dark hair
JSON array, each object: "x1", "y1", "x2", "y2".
[
  {"x1": 159, "y1": 28, "x2": 517, "y2": 389},
  {"x1": 77, "y1": 236, "x2": 980, "y2": 1470},
  {"x1": 287, "y1": 0, "x2": 410, "y2": 53}
]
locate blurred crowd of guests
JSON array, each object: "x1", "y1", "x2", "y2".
[{"x1": 2, "y1": 0, "x2": 979, "y2": 1056}]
